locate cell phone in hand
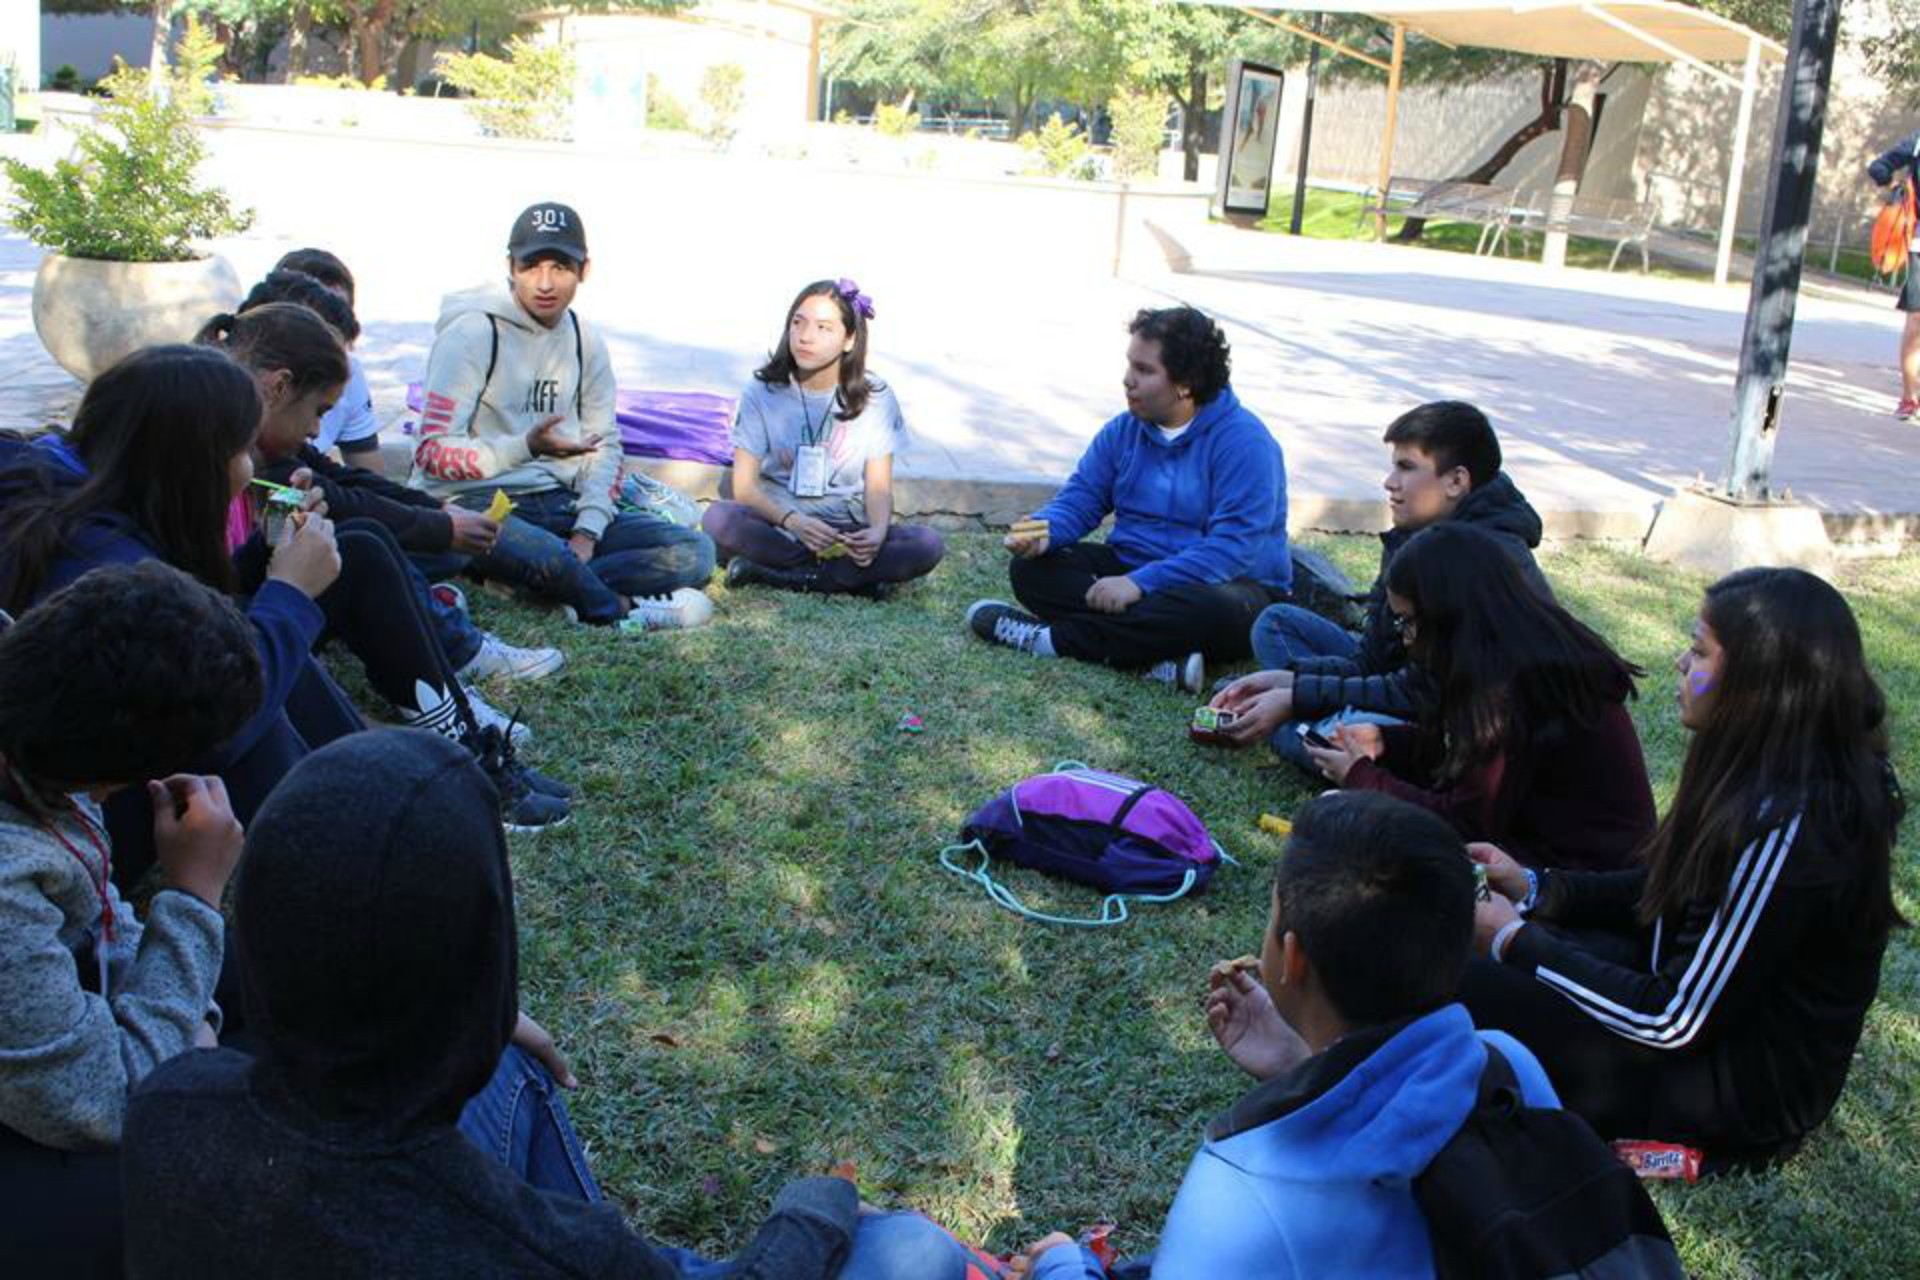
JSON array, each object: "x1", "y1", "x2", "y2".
[{"x1": 1298, "y1": 725, "x2": 1335, "y2": 750}]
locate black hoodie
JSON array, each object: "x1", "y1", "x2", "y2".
[
  {"x1": 121, "y1": 730, "x2": 858, "y2": 1279},
  {"x1": 1290, "y1": 473, "x2": 1552, "y2": 721}
]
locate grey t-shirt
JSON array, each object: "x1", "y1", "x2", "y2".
[{"x1": 732, "y1": 377, "x2": 908, "y2": 525}]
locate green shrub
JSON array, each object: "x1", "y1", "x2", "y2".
[
  {"x1": 171, "y1": 14, "x2": 224, "y2": 117},
  {"x1": 697, "y1": 62, "x2": 745, "y2": 148},
  {"x1": 1023, "y1": 113, "x2": 1089, "y2": 178},
  {"x1": 48, "y1": 64, "x2": 81, "y2": 94},
  {"x1": 1107, "y1": 90, "x2": 1166, "y2": 182},
  {"x1": 646, "y1": 74, "x2": 692, "y2": 132},
  {"x1": 437, "y1": 38, "x2": 573, "y2": 141},
  {"x1": 3, "y1": 63, "x2": 251, "y2": 261},
  {"x1": 873, "y1": 100, "x2": 918, "y2": 138}
]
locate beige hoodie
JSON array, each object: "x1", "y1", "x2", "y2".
[{"x1": 409, "y1": 283, "x2": 622, "y2": 539}]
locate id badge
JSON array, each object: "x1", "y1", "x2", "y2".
[{"x1": 793, "y1": 445, "x2": 829, "y2": 498}]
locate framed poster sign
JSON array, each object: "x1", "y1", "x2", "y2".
[{"x1": 1218, "y1": 60, "x2": 1286, "y2": 218}]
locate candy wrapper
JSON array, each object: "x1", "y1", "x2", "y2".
[
  {"x1": 1258, "y1": 813, "x2": 1293, "y2": 837},
  {"x1": 485, "y1": 488, "x2": 515, "y2": 522},
  {"x1": 1612, "y1": 1140, "x2": 1703, "y2": 1183}
]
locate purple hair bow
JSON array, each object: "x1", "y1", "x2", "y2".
[{"x1": 835, "y1": 277, "x2": 876, "y2": 320}]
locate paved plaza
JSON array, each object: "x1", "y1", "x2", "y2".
[{"x1": 0, "y1": 128, "x2": 1912, "y2": 541}]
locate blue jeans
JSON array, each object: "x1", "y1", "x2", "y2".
[
  {"x1": 403, "y1": 550, "x2": 483, "y2": 671},
  {"x1": 651, "y1": 1212, "x2": 1118, "y2": 1279},
  {"x1": 1250, "y1": 602, "x2": 1360, "y2": 670},
  {"x1": 456, "y1": 1045, "x2": 603, "y2": 1203},
  {"x1": 464, "y1": 490, "x2": 716, "y2": 625},
  {"x1": 1249, "y1": 604, "x2": 1404, "y2": 766}
]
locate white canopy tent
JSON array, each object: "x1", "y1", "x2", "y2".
[{"x1": 1182, "y1": 0, "x2": 1785, "y2": 283}]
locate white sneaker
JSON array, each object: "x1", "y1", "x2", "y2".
[
  {"x1": 1143, "y1": 652, "x2": 1206, "y2": 694},
  {"x1": 464, "y1": 684, "x2": 532, "y2": 747},
  {"x1": 459, "y1": 632, "x2": 565, "y2": 682},
  {"x1": 620, "y1": 587, "x2": 715, "y2": 632}
]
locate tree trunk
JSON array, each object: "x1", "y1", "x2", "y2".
[
  {"x1": 1011, "y1": 84, "x2": 1033, "y2": 138},
  {"x1": 1542, "y1": 61, "x2": 1601, "y2": 268},
  {"x1": 357, "y1": 21, "x2": 386, "y2": 87},
  {"x1": 394, "y1": 35, "x2": 428, "y2": 93},
  {"x1": 148, "y1": 0, "x2": 171, "y2": 85},
  {"x1": 287, "y1": 3, "x2": 312, "y2": 79},
  {"x1": 1181, "y1": 61, "x2": 1207, "y2": 183},
  {"x1": 1394, "y1": 59, "x2": 1567, "y2": 244}
]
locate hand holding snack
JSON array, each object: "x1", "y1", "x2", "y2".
[
  {"x1": 1004, "y1": 516, "x2": 1050, "y2": 559},
  {"x1": 267, "y1": 510, "x2": 341, "y2": 599}
]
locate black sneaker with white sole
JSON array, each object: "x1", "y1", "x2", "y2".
[{"x1": 965, "y1": 599, "x2": 1048, "y2": 654}]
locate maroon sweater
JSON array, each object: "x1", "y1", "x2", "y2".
[{"x1": 1344, "y1": 699, "x2": 1655, "y2": 871}]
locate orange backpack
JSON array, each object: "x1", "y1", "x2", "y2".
[{"x1": 1872, "y1": 179, "x2": 1917, "y2": 276}]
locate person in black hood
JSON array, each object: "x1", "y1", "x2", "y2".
[
  {"x1": 1211, "y1": 401, "x2": 1552, "y2": 769},
  {"x1": 121, "y1": 729, "x2": 864, "y2": 1280}
]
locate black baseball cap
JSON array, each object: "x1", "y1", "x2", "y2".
[{"x1": 507, "y1": 202, "x2": 587, "y2": 267}]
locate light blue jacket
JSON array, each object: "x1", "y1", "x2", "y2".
[{"x1": 1033, "y1": 1004, "x2": 1559, "y2": 1279}]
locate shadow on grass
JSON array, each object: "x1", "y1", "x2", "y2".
[{"x1": 454, "y1": 533, "x2": 1920, "y2": 1274}]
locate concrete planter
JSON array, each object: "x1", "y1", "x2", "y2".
[{"x1": 31, "y1": 254, "x2": 243, "y2": 382}]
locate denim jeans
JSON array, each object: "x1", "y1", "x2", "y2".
[
  {"x1": 456, "y1": 1044, "x2": 603, "y2": 1203},
  {"x1": 462, "y1": 489, "x2": 716, "y2": 625},
  {"x1": 1250, "y1": 602, "x2": 1360, "y2": 670},
  {"x1": 1249, "y1": 604, "x2": 1406, "y2": 766},
  {"x1": 650, "y1": 1212, "x2": 1115, "y2": 1279},
  {"x1": 402, "y1": 549, "x2": 483, "y2": 671}
]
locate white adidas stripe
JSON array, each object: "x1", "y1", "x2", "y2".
[{"x1": 1535, "y1": 814, "x2": 1800, "y2": 1050}]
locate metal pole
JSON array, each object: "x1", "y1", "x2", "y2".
[
  {"x1": 1714, "y1": 37, "x2": 1763, "y2": 287},
  {"x1": 1722, "y1": 0, "x2": 1841, "y2": 501},
  {"x1": 1290, "y1": 14, "x2": 1323, "y2": 236},
  {"x1": 1373, "y1": 24, "x2": 1405, "y2": 242}
]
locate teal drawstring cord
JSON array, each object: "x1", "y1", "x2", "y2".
[{"x1": 937, "y1": 839, "x2": 1198, "y2": 928}]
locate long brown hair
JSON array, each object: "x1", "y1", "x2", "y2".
[
  {"x1": 1638, "y1": 568, "x2": 1907, "y2": 931},
  {"x1": 1386, "y1": 523, "x2": 1642, "y2": 781},
  {"x1": 752, "y1": 279, "x2": 879, "y2": 420},
  {"x1": 0, "y1": 346, "x2": 262, "y2": 612}
]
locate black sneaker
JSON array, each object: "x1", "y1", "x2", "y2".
[
  {"x1": 523, "y1": 766, "x2": 573, "y2": 800},
  {"x1": 965, "y1": 599, "x2": 1048, "y2": 654},
  {"x1": 504, "y1": 787, "x2": 572, "y2": 834},
  {"x1": 470, "y1": 723, "x2": 572, "y2": 833}
]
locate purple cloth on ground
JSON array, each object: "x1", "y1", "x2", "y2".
[{"x1": 404, "y1": 383, "x2": 736, "y2": 466}]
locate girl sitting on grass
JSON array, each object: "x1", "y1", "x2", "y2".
[
  {"x1": 1302, "y1": 521, "x2": 1655, "y2": 872},
  {"x1": 1462, "y1": 566, "x2": 1906, "y2": 1172},
  {"x1": 702, "y1": 278, "x2": 944, "y2": 598}
]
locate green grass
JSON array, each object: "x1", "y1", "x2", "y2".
[
  {"x1": 452, "y1": 533, "x2": 1919, "y2": 1275},
  {"x1": 1250, "y1": 188, "x2": 1890, "y2": 289}
]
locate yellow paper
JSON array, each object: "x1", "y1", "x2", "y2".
[
  {"x1": 485, "y1": 489, "x2": 514, "y2": 522},
  {"x1": 1258, "y1": 814, "x2": 1293, "y2": 837}
]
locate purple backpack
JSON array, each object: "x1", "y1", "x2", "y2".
[{"x1": 941, "y1": 762, "x2": 1228, "y2": 926}]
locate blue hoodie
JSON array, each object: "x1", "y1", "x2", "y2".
[
  {"x1": 0, "y1": 433, "x2": 327, "y2": 770},
  {"x1": 1036, "y1": 386, "x2": 1291, "y2": 595},
  {"x1": 1030, "y1": 1004, "x2": 1558, "y2": 1280}
]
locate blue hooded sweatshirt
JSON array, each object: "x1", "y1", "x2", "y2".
[
  {"x1": 1029, "y1": 1004, "x2": 1558, "y2": 1280},
  {"x1": 0, "y1": 433, "x2": 327, "y2": 772},
  {"x1": 1036, "y1": 385, "x2": 1291, "y2": 596}
]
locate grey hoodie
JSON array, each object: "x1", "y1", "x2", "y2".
[
  {"x1": 410, "y1": 283, "x2": 623, "y2": 539},
  {"x1": 0, "y1": 791, "x2": 222, "y2": 1150}
]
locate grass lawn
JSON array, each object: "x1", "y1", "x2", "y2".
[
  {"x1": 455, "y1": 531, "x2": 1919, "y2": 1277},
  {"x1": 1250, "y1": 188, "x2": 1895, "y2": 292}
]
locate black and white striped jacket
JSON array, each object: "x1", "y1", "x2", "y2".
[{"x1": 1504, "y1": 814, "x2": 1888, "y2": 1157}]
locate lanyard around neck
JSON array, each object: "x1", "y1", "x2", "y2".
[
  {"x1": 3, "y1": 765, "x2": 116, "y2": 947},
  {"x1": 795, "y1": 383, "x2": 838, "y2": 448}
]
